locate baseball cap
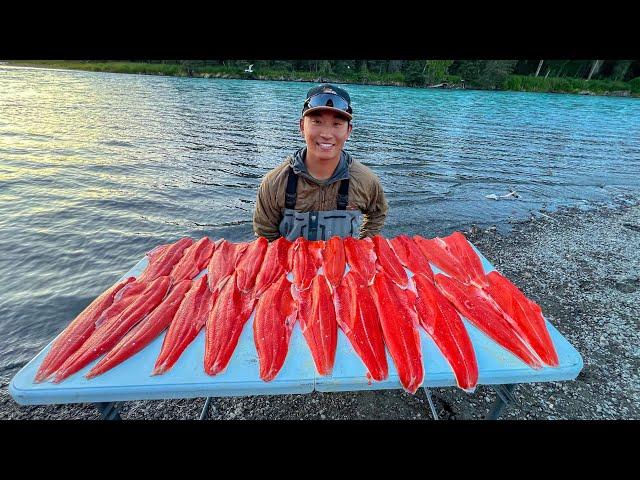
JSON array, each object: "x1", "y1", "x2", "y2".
[{"x1": 302, "y1": 83, "x2": 353, "y2": 120}]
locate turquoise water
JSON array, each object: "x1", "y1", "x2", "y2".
[{"x1": 1, "y1": 65, "x2": 639, "y2": 378}]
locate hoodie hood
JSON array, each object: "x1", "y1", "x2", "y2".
[{"x1": 289, "y1": 147, "x2": 352, "y2": 186}]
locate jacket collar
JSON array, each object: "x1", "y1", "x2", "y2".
[{"x1": 289, "y1": 147, "x2": 352, "y2": 185}]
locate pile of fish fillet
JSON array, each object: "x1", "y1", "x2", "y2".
[{"x1": 33, "y1": 233, "x2": 559, "y2": 394}]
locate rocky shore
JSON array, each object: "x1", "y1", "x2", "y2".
[{"x1": 2, "y1": 200, "x2": 638, "y2": 420}]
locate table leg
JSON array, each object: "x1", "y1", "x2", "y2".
[
  {"x1": 485, "y1": 384, "x2": 517, "y2": 420},
  {"x1": 422, "y1": 387, "x2": 440, "y2": 420},
  {"x1": 94, "y1": 402, "x2": 122, "y2": 420},
  {"x1": 200, "y1": 397, "x2": 212, "y2": 420}
]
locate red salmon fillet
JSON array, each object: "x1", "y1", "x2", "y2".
[
  {"x1": 207, "y1": 239, "x2": 249, "y2": 292},
  {"x1": 334, "y1": 271, "x2": 388, "y2": 381},
  {"x1": 169, "y1": 237, "x2": 215, "y2": 283},
  {"x1": 415, "y1": 232, "x2": 487, "y2": 287},
  {"x1": 369, "y1": 271, "x2": 424, "y2": 394},
  {"x1": 389, "y1": 235, "x2": 434, "y2": 280},
  {"x1": 153, "y1": 275, "x2": 215, "y2": 375},
  {"x1": 372, "y1": 235, "x2": 409, "y2": 288},
  {"x1": 484, "y1": 270, "x2": 559, "y2": 367},
  {"x1": 85, "y1": 279, "x2": 192, "y2": 379},
  {"x1": 94, "y1": 280, "x2": 149, "y2": 328},
  {"x1": 253, "y1": 275, "x2": 297, "y2": 381},
  {"x1": 235, "y1": 237, "x2": 268, "y2": 293},
  {"x1": 322, "y1": 236, "x2": 346, "y2": 289},
  {"x1": 254, "y1": 237, "x2": 292, "y2": 298},
  {"x1": 34, "y1": 276, "x2": 136, "y2": 383},
  {"x1": 412, "y1": 273, "x2": 478, "y2": 391},
  {"x1": 344, "y1": 237, "x2": 377, "y2": 285},
  {"x1": 291, "y1": 237, "x2": 318, "y2": 291},
  {"x1": 307, "y1": 240, "x2": 325, "y2": 269},
  {"x1": 137, "y1": 238, "x2": 194, "y2": 283},
  {"x1": 204, "y1": 272, "x2": 256, "y2": 376},
  {"x1": 434, "y1": 273, "x2": 544, "y2": 369},
  {"x1": 294, "y1": 274, "x2": 337, "y2": 376},
  {"x1": 54, "y1": 276, "x2": 172, "y2": 382}
]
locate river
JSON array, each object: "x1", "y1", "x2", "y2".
[{"x1": 1, "y1": 65, "x2": 639, "y2": 377}]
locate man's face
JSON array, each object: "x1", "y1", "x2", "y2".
[{"x1": 300, "y1": 110, "x2": 352, "y2": 162}]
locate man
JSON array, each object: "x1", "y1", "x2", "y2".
[{"x1": 253, "y1": 83, "x2": 388, "y2": 241}]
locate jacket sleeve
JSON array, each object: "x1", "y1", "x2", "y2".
[
  {"x1": 360, "y1": 178, "x2": 389, "y2": 238},
  {"x1": 253, "y1": 178, "x2": 282, "y2": 241}
]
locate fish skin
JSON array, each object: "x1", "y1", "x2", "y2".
[
  {"x1": 153, "y1": 275, "x2": 215, "y2": 375},
  {"x1": 207, "y1": 240, "x2": 249, "y2": 292},
  {"x1": 372, "y1": 235, "x2": 409, "y2": 289},
  {"x1": 322, "y1": 236, "x2": 346, "y2": 289},
  {"x1": 369, "y1": 271, "x2": 424, "y2": 394},
  {"x1": 253, "y1": 275, "x2": 297, "y2": 381},
  {"x1": 412, "y1": 273, "x2": 478, "y2": 391},
  {"x1": 204, "y1": 272, "x2": 256, "y2": 376},
  {"x1": 137, "y1": 238, "x2": 194, "y2": 283},
  {"x1": 169, "y1": 237, "x2": 215, "y2": 284},
  {"x1": 334, "y1": 271, "x2": 388, "y2": 381},
  {"x1": 34, "y1": 277, "x2": 136, "y2": 383},
  {"x1": 434, "y1": 273, "x2": 544, "y2": 369},
  {"x1": 485, "y1": 270, "x2": 559, "y2": 367},
  {"x1": 291, "y1": 237, "x2": 318, "y2": 291},
  {"x1": 254, "y1": 237, "x2": 292, "y2": 298},
  {"x1": 389, "y1": 235, "x2": 434, "y2": 280},
  {"x1": 294, "y1": 274, "x2": 337, "y2": 376},
  {"x1": 344, "y1": 237, "x2": 377, "y2": 285},
  {"x1": 53, "y1": 276, "x2": 172, "y2": 383},
  {"x1": 85, "y1": 280, "x2": 192, "y2": 379},
  {"x1": 235, "y1": 237, "x2": 269, "y2": 293}
]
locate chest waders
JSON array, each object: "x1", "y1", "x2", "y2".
[{"x1": 278, "y1": 167, "x2": 363, "y2": 241}]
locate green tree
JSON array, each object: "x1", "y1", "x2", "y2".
[
  {"x1": 403, "y1": 60, "x2": 426, "y2": 86},
  {"x1": 611, "y1": 60, "x2": 633, "y2": 81},
  {"x1": 457, "y1": 60, "x2": 516, "y2": 89},
  {"x1": 319, "y1": 60, "x2": 332, "y2": 74},
  {"x1": 424, "y1": 60, "x2": 454, "y2": 84},
  {"x1": 456, "y1": 60, "x2": 485, "y2": 85}
]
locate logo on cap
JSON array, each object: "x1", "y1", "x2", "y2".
[{"x1": 322, "y1": 87, "x2": 337, "y2": 95}]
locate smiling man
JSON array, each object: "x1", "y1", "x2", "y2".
[{"x1": 253, "y1": 83, "x2": 388, "y2": 241}]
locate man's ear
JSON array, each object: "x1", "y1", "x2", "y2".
[
  {"x1": 299, "y1": 117, "x2": 305, "y2": 135},
  {"x1": 347, "y1": 122, "x2": 353, "y2": 137}
]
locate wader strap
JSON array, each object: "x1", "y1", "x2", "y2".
[
  {"x1": 337, "y1": 179, "x2": 350, "y2": 210},
  {"x1": 286, "y1": 166, "x2": 350, "y2": 210},
  {"x1": 285, "y1": 167, "x2": 298, "y2": 209}
]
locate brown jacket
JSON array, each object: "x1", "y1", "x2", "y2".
[{"x1": 253, "y1": 154, "x2": 388, "y2": 241}]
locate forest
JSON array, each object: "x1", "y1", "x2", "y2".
[{"x1": 8, "y1": 60, "x2": 640, "y2": 96}]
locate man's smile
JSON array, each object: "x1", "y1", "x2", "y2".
[{"x1": 317, "y1": 142, "x2": 335, "y2": 151}]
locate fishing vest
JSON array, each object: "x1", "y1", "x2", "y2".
[{"x1": 278, "y1": 167, "x2": 363, "y2": 241}]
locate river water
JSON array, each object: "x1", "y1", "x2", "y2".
[{"x1": 1, "y1": 65, "x2": 639, "y2": 378}]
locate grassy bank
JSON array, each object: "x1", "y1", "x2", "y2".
[
  {"x1": 504, "y1": 75, "x2": 640, "y2": 96},
  {"x1": 6, "y1": 61, "x2": 640, "y2": 97}
]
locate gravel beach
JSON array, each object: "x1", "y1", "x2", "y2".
[{"x1": 2, "y1": 200, "x2": 638, "y2": 420}]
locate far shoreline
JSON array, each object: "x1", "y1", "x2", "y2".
[{"x1": 4, "y1": 61, "x2": 639, "y2": 99}]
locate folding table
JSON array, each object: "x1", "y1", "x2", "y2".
[{"x1": 10, "y1": 242, "x2": 583, "y2": 420}]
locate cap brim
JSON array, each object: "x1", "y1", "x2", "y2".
[{"x1": 303, "y1": 106, "x2": 352, "y2": 120}]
